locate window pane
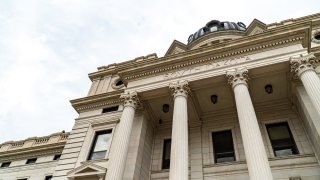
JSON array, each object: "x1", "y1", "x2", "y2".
[
  {"x1": 88, "y1": 130, "x2": 112, "y2": 160},
  {"x1": 26, "y1": 158, "x2": 37, "y2": 164},
  {"x1": 45, "y1": 176, "x2": 53, "y2": 180},
  {"x1": 212, "y1": 130, "x2": 235, "y2": 163},
  {"x1": 93, "y1": 133, "x2": 111, "y2": 152},
  {"x1": 90, "y1": 151, "x2": 107, "y2": 160},
  {"x1": 1, "y1": 162, "x2": 11, "y2": 167},
  {"x1": 266, "y1": 122, "x2": 298, "y2": 157},
  {"x1": 162, "y1": 139, "x2": 171, "y2": 169}
]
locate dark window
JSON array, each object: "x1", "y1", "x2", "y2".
[
  {"x1": 266, "y1": 122, "x2": 298, "y2": 156},
  {"x1": 45, "y1": 175, "x2": 53, "y2": 180},
  {"x1": 102, "y1": 106, "x2": 119, "y2": 113},
  {"x1": 212, "y1": 130, "x2": 235, "y2": 163},
  {"x1": 315, "y1": 33, "x2": 320, "y2": 40},
  {"x1": 116, "y1": 80, "x2": 124, "y2": 86},
  {"x1": 162, "y1": 139, "x2": 171, "y2": 169},
  {"x1": 1, "y1": 162, "x2": 11, "y2": 167},
  {"x1": 26, "y1": 158, "x2": 37, "y2": 164},
  {"x1": 53, "y1": 154, "x2": 61, "y2": 160},
  {"x1": 88, "y1": 130, "x2": 112, "y2": 160}
]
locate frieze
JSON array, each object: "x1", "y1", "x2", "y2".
[
  {"x1": 163, "y1": 56, "x2": 251, "y2": 80},
  {"x1": 123, "y1": 36, "x2": 303, "y2": 81}
]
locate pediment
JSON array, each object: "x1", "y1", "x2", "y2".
[
  {"x1": 76, "y1": 167, "x2": 98, "y2": 174},
  {"x1": 165, "y1": 40, "x2": 187, "y2": 56},
  {"x1": 246, "y1": 19, "x2": 267, "y2": 36},
  {"x1": 67, "y1": 161, "x2": 106, "y2": 178}
]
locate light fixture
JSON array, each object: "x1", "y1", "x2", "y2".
[
  {"x1": 211, "y1": 95, "x2": 218, "y2": 104},
  {"x1": 265, "y1": 84, "x2": 273, "y2": 94},
  {"x1": 162, "y1": 104, "x2": 170, "y2": 113}
]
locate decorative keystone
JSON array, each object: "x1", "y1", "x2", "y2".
[
  {"x1": 169, "y1": 80, "x2": 190, "y2": 98},
  {"x1": 290, "y1": 53, "x2": 319, "y2": 78},
  {"x1": 226, "y1": 67, "x2": 249, "y2": 88},
  {"x1": 120, "y1": 91, "x2": 141, "y2": 109}
]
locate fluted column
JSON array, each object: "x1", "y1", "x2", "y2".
[
  {"x1": 105, "y1": 91, "x2": 141, "y2": 180},
  {"x1": 227, "y1": 68, "x2": 273, "y2": 180},
  {"x1": 169, "y1": 80, "x2": 190, "y2": 180},
  {"x1": 290, "y1": 53, "x2": 320, "y2": 116}
]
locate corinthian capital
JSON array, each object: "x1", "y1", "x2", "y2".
[
  {"x1": 226, "y1": 67, "x2": 249, "y2": 88},
  {"x1": 169, "y1": 80, "x2": 190, "y2": 98},
  {"x1": 290, "y1": 53, "x2": 319, "y2": 78},
  {"x1": 120, "y1": 91, "x2": 141, "y2": 109}
]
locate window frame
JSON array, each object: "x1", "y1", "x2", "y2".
[
  {"x1": 265, "y1": 122, "x2": 299, "y2": 157},
  {"x1": 211, "y1": 129, "x2": 236, "y2": 163},
  {"x1": 207, "y1": 126, "x2": 239, "y2": 165},
  {"x1": 1, "y1": 161, "x2": 11, "y2": 168},
  {"x1": 75, "y1": 120, "x2": 117, "y2": 166},
  {"x1": 87, "y1": 129, "x2": 113, "y2": 160},
  {"x1": 161, "y1": 139, "x2": 171, "y2": 169},
  {"x1": 53, "y1": 154, "x2": 61, "y2": 161},
  {"x1": 26, "y1": 158, "x2": 37, "y2": 164},
  {"x1": 17, "y1": 178, "x2": 28, "y2": 180},
  {"x1": 44, "y1": 175, "x2": 53, "y2": 180}
]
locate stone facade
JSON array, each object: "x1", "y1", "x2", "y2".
[{"x1": 1, "y1": 13, "x2": 320, "y2": 180}]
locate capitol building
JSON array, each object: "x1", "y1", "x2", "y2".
[{"x1": 1, "y1": 13, "x2": 320, "y2": 180}]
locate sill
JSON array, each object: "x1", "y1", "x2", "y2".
[
  {"x1": 203, "y1": 160, "x2": 245, "y2": 168},
  {"x1": 81, "y1": 158, "x2": 108, "y2": 164},
  {"x1": 268, "y1": 153, "x2": 313, "y2": 161}
]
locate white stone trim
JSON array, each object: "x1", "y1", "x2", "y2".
[
  {"x1": 75, "y1": 122, "x2": 116, "y2": 167},
  {"x1": 261, "y1": 118, "x2": 303, "y2": 158}
]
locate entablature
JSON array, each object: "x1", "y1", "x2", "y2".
[
  {"x1": 0, "y1": 132, "x2": 68, "y2": 161},
  {"x1": 70, "y1": 91, "x2": 123, "y2": 113}
]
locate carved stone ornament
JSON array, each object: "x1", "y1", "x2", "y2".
[
  {"x1": 169, "y1": 80, "x2": 190, "y2": 98},
  {"x1": 311, "y1": 30, "x2": 320, "y2": 44},
  {"x1": 226, "y1": 67, "x2": 249, "y2": 88},
  {"x1": 290, "y1": 53, "x2": 319, "y2": 78},
  {"x1": 120, "y1": 91, "x2": 141, "y2": 109},
  {"x1": 111, "y1": 77, "x2": 125, "y2": 89}
]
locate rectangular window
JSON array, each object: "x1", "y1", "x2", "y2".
[
  {"x1": 1, "y1": 162, "x2": 11, "y2": 168},
  {"x1": 212, "y1": 130, "x2": 235, "y2": 163},
  {"x1": 102, "y1": 106, "x2": 119, "y2": 113},
  {"x1": 26, "y1": 158, "x2": 37, "y2": 164},
  {"x1": 88, "y1": 130, "x2": 112, "y2": 160},
  {"x1": 162, "y1": 139, "x2": 171, "y2": 169},
  {"x1": 266, "y1": 122, "x2": 298, "y2": 156},
  {"x1": 53, "y1": 154, "x2": 61, "y2": 161},
  {"x1": 44, "y1": 176, "x2": 52, "y2": 180}
]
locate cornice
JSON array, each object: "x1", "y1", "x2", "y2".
[
  {"x1": 70, "y1": 91, "x2": 123, "y2": 113},
  {"x1": 86, "y1": 13, "x2": 319, "y2": 83},
  {"x1": 0, "y1": 143, "x2": 65, "y2": 162}
]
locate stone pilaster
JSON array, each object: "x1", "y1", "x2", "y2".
[
  {"x1": 105, "y1": 91, "x2": 141, "y2": 180},
  {"x1": 227, "y1": 68, "x2": 273, "y2": 180},
  {"x1": 290, "y1": 53, "x2": 320, "y2": 117},
  {"x1": 168, "y1": 80, "x2": 190, "y2": 180}
]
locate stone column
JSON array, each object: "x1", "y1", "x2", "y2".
[
  {"x1": 290, "y1": 53, "x2": 320, "y2": 116},
  {"x1": 227, "y1": 68, "x2": 273, "y2": 180},
  {"x1": 169, "y1": 80, "x2": 190, "y2": 180},
  {"x1": 105, "y1": 91, "x2": 141, "y2": 180}
]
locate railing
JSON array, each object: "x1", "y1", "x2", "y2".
[
  {"x1": 34, "y1": 137, "x2": 50, "y2": 145},
  {"x1": 0, "y1": 132, "x2": 69, "y2": 152},
  {"x1": 9, "y1": 142, "x2": 24, "y2": 149}
]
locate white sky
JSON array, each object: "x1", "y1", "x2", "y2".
[{"x1": 0, "y1": 0, "x2": 319, "y2": 143}]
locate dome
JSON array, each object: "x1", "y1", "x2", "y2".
[{"x1": 187, "y1": 20, "x2": 246, "y2": 44}]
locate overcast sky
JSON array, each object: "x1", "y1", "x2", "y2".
[{"x1": 0, "y1": 0, "x2": 319, "y2": 143}]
